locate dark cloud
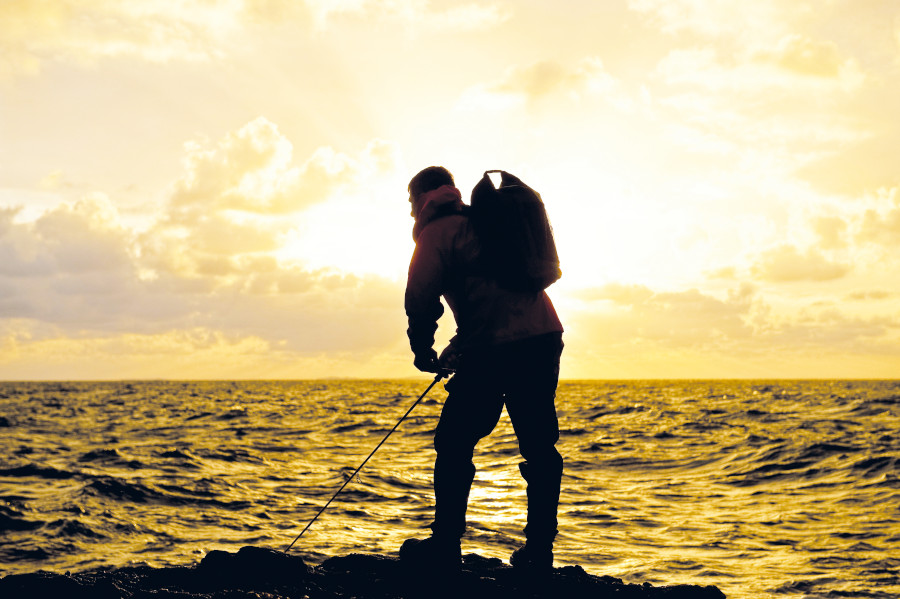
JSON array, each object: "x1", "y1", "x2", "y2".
[
  {"x1": 567, "y1": 282, "x2": 900, "y2": 363},
  {"x1": 571, "y1": 283, "x2": 756, "y2": 348},
  {"x1": 0, "y1": 121, "x2": 409, "y2": 355}
]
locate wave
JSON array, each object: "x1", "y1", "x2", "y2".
[
  {"x1": 45, "y1": 518, "x2": 108, "y2": 539},
  {"x1": 81, "y1": 475, "x2": 253, "y2": 510},
  {"x1": 78, "y1": 448, "x2": 148, "y2": 470},
  {"x1": 0, "y1": 464, "x2": 76, "y2": 480},
  {"x1": 1, "y1": 379, "x2": 898, "y2": 598},
  {"x1": 0, "y1": 505, "x2": 42, "y2": 533}
]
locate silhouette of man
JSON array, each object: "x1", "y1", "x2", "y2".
[{"x1": 401, "y1": 166, "x2": 564, "y2": 572}]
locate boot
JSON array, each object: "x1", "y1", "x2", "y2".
[
  {"x1": 399, "y1": 535, "x2": 462, "y2": 572},
  {"x1": 510, "y1": 541, "x2": 553, "y2": 572}
]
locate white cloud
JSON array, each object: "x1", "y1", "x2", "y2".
[
  {"x1": 627, "y1": 0, "x2": 803, "y2": 42},
  {"x1": 0, "y1": 0, "x2": 513, "y2": 77},
  {"x1": 896, "y1": 14, "x2": 900, "y2": 58},
  {"x1": 858, "y1": 187, "x2": 900, "y2": 246},
  {"x1": 0, "y1": 195, "x2": 132, "y2": 278},
  {"x1": 813, "y1": 216, "x2": 848, "y2": 250},
  {"x1": 0, "y1": 0, "x2": 245, "y2": 77},
  {"x1": 168, "y1": 117, "x2": 393, "y2": 217},
  {"x1": 460, "y1": 57, "x2": 631, "y2": 111},
  {"x1": 761, "y1": 34, "x2": 844, "y2": 78},
  {"x1": 304, "y1": 0, "x2": 510, "y2": 32},
  {"x1": 655, "y1": 40, "x2": 864, "y2": 93},
  {"x1": 0, "y1": 118, "x2": 414, "y2": 366},
  {"x1": 425, "y1": 2, "x2": 510, "y2": 33},
  {"x1": 143, "y1": 118, "x2": 406, "y2": 284}
]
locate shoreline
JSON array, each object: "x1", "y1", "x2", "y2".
[{"x1": 0, "y1": 545, "x2": 726, "y2": 598}]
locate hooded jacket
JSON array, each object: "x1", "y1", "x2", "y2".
[{"x1": 405, "y1": 185, "x2": 563, "y2": 358}]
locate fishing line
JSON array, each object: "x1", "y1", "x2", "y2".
[{"x1": 284, "y1": 371, "x2": 448, "y2": 553}]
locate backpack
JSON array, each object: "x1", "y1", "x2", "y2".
[{"x1": 469, "y1": 170, "x2": 561, "y2": 292}]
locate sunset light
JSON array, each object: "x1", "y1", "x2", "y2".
[{"x1": 2, "y1": 1, "x2": 899, "y2": 379}]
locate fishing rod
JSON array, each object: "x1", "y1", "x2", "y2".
[{"x1": 284, "y1": 371, "x2": 450, "y2": 553}]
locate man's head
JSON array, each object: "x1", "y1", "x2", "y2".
[{"x1": 408, "y1": 166, "x2": 454, "y2": 217}]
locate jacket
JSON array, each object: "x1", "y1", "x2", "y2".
[{"x1": 405, "y1": 185, "x2": 563, "y2": 358}]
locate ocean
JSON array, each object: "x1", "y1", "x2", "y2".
[{"x1": 0, "y1": 380, "x2": 898, "y2": 598}]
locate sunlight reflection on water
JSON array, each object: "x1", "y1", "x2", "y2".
[{"x1": 1, "y1": 379, "x2": 899, "y2": 598}]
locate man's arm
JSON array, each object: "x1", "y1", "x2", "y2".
[{"x1": 405, "y1": 226, "x2": 446, "y2": 371}]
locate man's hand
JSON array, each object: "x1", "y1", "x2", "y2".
[
  {"x1": 438, "y1": 342, "x2": 461, "y2": 373},
  {"x1": 414, "y1": 348, "x2": 454, "y2": 378},
  {"x1": 413, "y1": 349, "x2": 440, "y2": 373}
]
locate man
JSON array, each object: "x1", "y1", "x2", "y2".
[{"x1": 401, "y1": 166, "x2": 564, "y2": 572}]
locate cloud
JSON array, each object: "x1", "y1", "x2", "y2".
[
  {"x1": 0, "y1": 195, "x2": 132, "y2": 278},
  {"x1": 572, "y1": 283, "x2": 756, "y2": 347},
  {"x1": 573, "y1": 283, "x2": 654, "y2": 305},
  {"x1": 764, "y1": 308, "x2": 896, "y2": 351},
  {"x1": 0, "y1": 197, "x2": 407, "y2": 350},
  {"x1": 167, "y1": 118, "x2": 401, "y2": 220},
  {"x1": 759, "y1": 34, "x2": 844, "y2": 78},
  {"x1": 702, "y1": 186, "x2": 900, "y2": 285},
  {"x1": 0, "y1": 321, "x2": 424, "y2": 379},
  {"x1": 0, "y1": 117, "x2": 413, "y2": 360},
  {"x1": 813, "y1": 216, "x2": 848, "y2": 249},
  {"x1": 0, "y1": 0, "x2": 510, "y2": 77},
  {"x1": 628, "y1": 0, "x2": 900, "y2": 202},
  {"x1": 858, "y1": 188, "x2": 900, "y2": 246},
  {"x1": 304, "y1": 0, "x2": 510, "y2": 32},
  {"x1": 846, "y1": 290, "x2": 893, "y2": 301},
  {"x1": 896, "y1": 15, "x2": 900, "y2": 57},
  {"x1": 791, "y1": 187, "x2": 900, "y2": 253},
  {"x1": 626, "y1": 0, "x2": 796, "y2": 39},
  {"x1": 0, "y1": 325, "x2": 290, "y2": 380},
  {"x1": 0, "y1": 0, "x2": 251, "y2": 78},
  {"x1": 656, "y1": 40, "x2": 864, "y2": 94},
  {"x1": 648, "y1": 43, "x2": 869, "y2": 185},
  {"x1": 169, "y1": 117, "x2": 350, "y2": 216},
  {"x1": 424, "y1": 2, "x2": 511, "y2": 32},
  {"x1": 139, "y1": 118, "x2": 405, "y2": 287},
  {"x1": 751, "y1": 244, "x2": 850, "y2": 282},
  {"x1": 460, "y1": 57, "x2": 630, "y2": 111},
  {"x1": 563, "y1": 281, "x2": 900, "y2": 378}
]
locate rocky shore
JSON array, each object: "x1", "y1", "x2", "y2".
[{"x1": 0, "y1": 545, "x2": 726, "y2": 598}]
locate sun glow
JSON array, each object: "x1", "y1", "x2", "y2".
[
  {"x1": 2, "y1": 0, "x2": 899, "y2": 379},
  {"x1": 274, "y1": 186, "x2": 413, "y2": 280}
]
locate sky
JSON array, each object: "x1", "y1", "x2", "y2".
[{"x1": 1, "y1": 0, "x2": 899, "y2": 380}]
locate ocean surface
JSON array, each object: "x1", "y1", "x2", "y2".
[{"x1": 0, "y1": 380, "x2": 898, "y2": 598}]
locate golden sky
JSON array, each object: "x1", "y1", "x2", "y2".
[{"x1": 1, "y1": 0, "x2": 899, "y2": 379}]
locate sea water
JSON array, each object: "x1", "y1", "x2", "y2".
[{"x1": 0, "y1": 380, "x2": 898, "y2": 598}]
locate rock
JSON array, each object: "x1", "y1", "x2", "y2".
[
  {"x1": 196, "y1": 545, "x2": 310, "y2": 589},
  {"x1": 0, "y1": 546, "x2": 727, "y2": 598}
]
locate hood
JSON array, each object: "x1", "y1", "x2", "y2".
[{"x1": 412, "y1": 185, "x2": 464, "y2": 241}]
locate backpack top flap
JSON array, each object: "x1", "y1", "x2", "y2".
[{"x1": 470, "y1": 170, "x2": 561, "y2": 291}]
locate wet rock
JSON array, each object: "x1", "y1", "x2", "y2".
[
  {"x1": 198, "y1": 545, "x2": 310, "y2": 588},
  {"x1": 0, "y1": 546, "x2": 727, "y2": 598}
]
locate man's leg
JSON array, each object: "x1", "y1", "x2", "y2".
[
  {"x1": 501, "y1": 333, "x2": 563, "y2": 567},
  {"x1": 400, "y1": 357, "x2": 504, "y2": 567},
  {"x1": 431, "y1": 366, "x2": 504, "y2": 539}
]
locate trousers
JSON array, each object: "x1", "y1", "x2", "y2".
[{"x1": 430, "y1": 332, "x2": 563, "y2": 544}]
